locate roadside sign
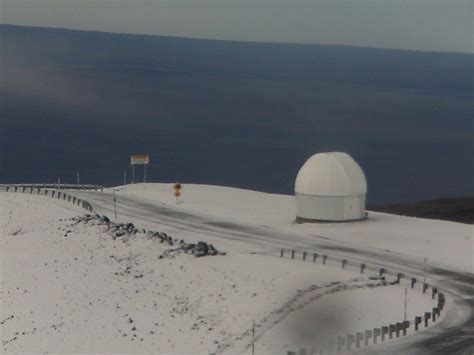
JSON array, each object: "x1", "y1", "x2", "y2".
[
  {"x1": 130, "y1": 155, "x2": 150, "y2": 165},
  {"x1": 174, "y1": 183, "x2": 182, "y2": 203}
]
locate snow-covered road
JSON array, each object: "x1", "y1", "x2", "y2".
[{"x1": 69, "y1": 186, "x2": 474, "y2": 355}]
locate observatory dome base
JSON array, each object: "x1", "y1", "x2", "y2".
[{"x1": 295, "y1": 192, "x2": 366, "y2": 222}]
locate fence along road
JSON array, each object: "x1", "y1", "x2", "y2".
[{"x1": 6, "y1": 186, "x2": 473, "y2": 354}]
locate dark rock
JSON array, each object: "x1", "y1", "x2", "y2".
[
  {"x1": 208, "y1": 244, "x2": 218, "y2": 256},
  {"x1": 195, "y1": 241, "x2": 209, "y2": 254}
]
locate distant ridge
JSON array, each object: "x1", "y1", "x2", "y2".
[
  {"x1": 3, "y1": 23, "x2": 473, "y2": 55},
  {"x1": 371, "y1": 198, "x2": 474, "y2": 224}
]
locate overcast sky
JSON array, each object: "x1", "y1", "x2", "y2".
[{"x1": 1, "y1": 0, "x2": 472, "y2": 53}]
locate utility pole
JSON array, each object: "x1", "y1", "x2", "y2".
[
  {"x1": 123, "y1": 170, "x2": 127, "y2": 186},
  {"x1": 113, "y1": 190, "x2": 117, "y2": 220},
  {"x1": 404, "y1": 288, "x2": 407, "y2": 321}
]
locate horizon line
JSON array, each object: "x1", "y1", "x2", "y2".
[{"x1": 2, "y1": 23, "x2": 472, "y2": 56}]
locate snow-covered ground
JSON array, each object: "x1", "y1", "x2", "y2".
[
  {"x1": 116, "y1": 183, "x2": 473, "y2": 273},
  {"x1": 0, "y1": 191, "x2": 441, "y2": 354}
]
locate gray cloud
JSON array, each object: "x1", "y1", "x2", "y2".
[{"x1": 1, "y1": 0, "x2": 472, "y2": 53}]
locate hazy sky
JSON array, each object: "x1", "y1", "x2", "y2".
[{"x1": 1, "y1": 0, "x2": 472, "y2": 53}]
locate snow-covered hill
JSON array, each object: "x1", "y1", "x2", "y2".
[{"x1": 0, "y1": 185, "x2": 470, "y2": 354}]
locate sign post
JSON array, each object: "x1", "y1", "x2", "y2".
[
  {"x1": 174, "y1": 183, "x2": 182, "y2": 204},
  {"x1": 130, "y1": 155, "x2": 150, "y2": 184}
]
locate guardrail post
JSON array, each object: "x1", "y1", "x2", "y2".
[
  {"x1": 360, "y1": 263, "x2": 365, "y2": 274},
  {"x1": 302, "y1": 251, "x2": 307, "y2": 261},
  {"x1": 423, "y1": 283, "x2": 429, "y2": 294},
  {"x1": 389, "y1": 324, "x2": 396, "y2": 339},
  {"x1": 6, "y1": 187, "x2": 9, "y2": 192},
  {"x1": 291, "y1": 250, "x2": 295, "y2": 259},
  {"x1": 364, "y1": 330, "x2": 372, "y2": 346},
  {"x1": 438, "y1": 293, "x2": 445, "y2": 310},
  {"x1": 313, "y1": 253, "x2": 318, "y2": 262},
  {"x1": 373, "y1": 328, "x2": 380, "y2": 344},
  {"x1": 415, "y1": 316, "x2": 421, "y2": 331},
  {"x1": 337, "y1": 336, "x2": 345, "y2": 353},
  {"x1": 396, "y1": 322, "x2": 402, "y2": 338},
  {"x1": 411, "y1": 277, "x2": 416, "y2": 289},
  {"x1": 432, "y1": 287, "x2": 438, "y2": 300},
  {"x1": 322, "y1": 255, "x2": 327, "y2": 265},
  {"x1": 341, "y1": 259, "x2": 347, "y2": 269},
  {"x1": 424, "y1": 312, "x2": 431, "y2": 327},
  {"x1": 356, "y1": 332, "x2": 363, "y2": 348},
  {"x1": 379, "y1": 268, "x2": 385, "y2": 277},
  {"x1": 402, "y1": 320, "x2": 410, "y2": 335},
  {"x1": 346, "y1": 334, "x2": 355, "y2": 351},
  {"x1": 381, "y1": 326, "x2": 388, "y2": 342}
]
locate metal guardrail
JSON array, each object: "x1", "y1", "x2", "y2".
[
  {"x1": 2, "y1": 184, "x2": 95, "y2": 213},
  {"x1": 0, "y1": 183, "x2": 104, "y2": 191},
  {"x1": 282, "y1": 249, "x2": 445, "y2": 355}
]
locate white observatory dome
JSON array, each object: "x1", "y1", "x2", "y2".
[{"x1": 295, "y1": 152, "x2": 367, "y2": 222}]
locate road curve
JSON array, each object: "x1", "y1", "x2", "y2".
[{"x1": 71, "y1": 189, "x2": 474, "y2": 355}]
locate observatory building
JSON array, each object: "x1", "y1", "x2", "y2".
[{"x1": 295, "y1": 152, "x2": 367, "y2": 222}]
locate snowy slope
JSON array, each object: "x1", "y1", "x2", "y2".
[
  {"x1": 116, "y1": 183, "x2": 473, "y2": 273},
  {"x1": 0, "y1": 192, "x2": 440, "y2": 354}
]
